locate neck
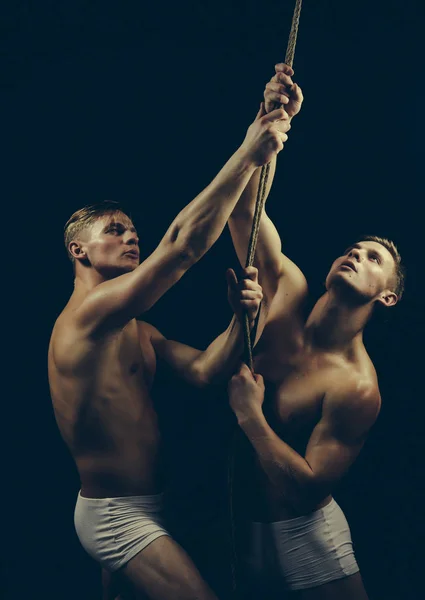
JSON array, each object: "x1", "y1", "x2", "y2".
[
  {"x1": 305, "y1": 290, "x2": 374, "y2": 351},
  {"x1": 73, "y1": 266, "x2": 109, "y2": 293}
]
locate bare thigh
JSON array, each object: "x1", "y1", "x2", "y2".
[
  {"x1": 292, "y1": 572, "x2": 369, "y2": 600},
  {"x1": 116, "y1": 534, "x2": 218, "y2": 600}
]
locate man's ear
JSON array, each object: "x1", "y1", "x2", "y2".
[
  {"x1": 69, "y1": 241, "x2": 87, "y2": 261},
  {"x1": 375, "y1": 290, "x2": 398, "y2": 308}
]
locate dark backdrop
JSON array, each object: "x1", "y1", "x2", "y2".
[{"x1": 2, "y1": 1, "x2": 424, "y2": 599}]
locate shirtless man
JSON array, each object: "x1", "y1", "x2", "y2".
[
  {"x1": 47, "y1": 107, "x2": 292, "y2": 600},
  {"x1": 226, "y1": 64, "x2": 405, "y2": 599}
]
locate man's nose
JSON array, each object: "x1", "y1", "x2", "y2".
[
  {"x1": 349, "y1": 249, "x2": 361, "y2": 261},
  {"x1": 126, "y1": 233, "x2": 139, "y2": 246}
]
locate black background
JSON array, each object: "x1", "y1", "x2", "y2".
[{"x1": 2, "y1": 1, "x2": 424, "y2": 599}]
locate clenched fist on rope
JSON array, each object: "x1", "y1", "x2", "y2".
[
  {"x1": 240, "y1": 105, "x2": 292, "y2": 167},
  {"x1": 227, "y1": 266, "x2": 263, "y2": 329},
  {"x1": 228, "y1": 362, "x2": 265, "y2": 424},
  {"x1": 264, "y1": 63, "x2": 304, "y2": 118}
]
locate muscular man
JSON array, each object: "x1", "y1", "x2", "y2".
[
  {"x1": 48, "y1": 107, "x2": 291, "y2": 600},
  {"x1": 226, "y1": 64, "x2": 405, "y2": 599}
]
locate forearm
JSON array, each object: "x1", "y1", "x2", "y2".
[
  {"x1": 171, "y1": 148, "x2": 256, "y2": 262},
  {"x1": 231, "y1": 156, "x2": 277, "y2": 219},
  {"x1": 227, "y1": 157, "x2": 283, "y2": 281},
  {"x1": 194, "y1": 316, "x2": 250, "y2": 385},
  {"x1": 237, "y1": 410, "x2": 319, "y2": 513}
]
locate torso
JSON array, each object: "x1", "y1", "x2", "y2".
[
  {"x1": 234, "y1": 284, "x2": 378, "y2": 521},
  {"x1": 48, "y1": 299, "x2": 161, "y2": 498}
]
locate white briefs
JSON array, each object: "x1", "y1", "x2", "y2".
[
  {"x1": 74, "y1": 491, "x2": 170, "y2": 572},
  {"x1": 240, "y1": 498, "x2": 359, "y2": 592}
]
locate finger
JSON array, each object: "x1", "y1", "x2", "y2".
[
  {"x1": 239, "y1": 280, "x2": 263, "y2": 293},
  {"x1": 255, "y1": 102, "x2": 266, "y2": 120},
  {"x1": 265, "y1": 82, "x2": 290, "y2": 106},
  {"x1": 275, "y1": 136, "x2": 285, "y2": 154},
  {"x1": 262, "y1": 107, "x2": 289, "y2": 123},
  {"x1": 254, "y1": 373, "x2": 264, "y2": 387},
  {"x1": 239, "y1": 278, "x2": 262, "y2": 292},
  {"x1": 277, "y1": 132, "x2": 289, "y2": 143},
  {"x1": 238, "y1": 362, "x2": 252, "y2": 377},
  {"x1": 290, "y1": 83, "x2": 304, "y2": 104},
  {"x1": 240, "y1": 295, "x2": 262, "y2": 305},
  {"x1": 274, "y1": 72, "x2": 294, "y2": 88},
  {"x1": 275, "y1": 63, "x2": 294, "y2": 76},
  {"x1": 274, "y1": 119, "x2": 291, "y2": 134},
  {"x1": 267, "y1": 80, "x2": 291, "y2": 97},
  {"x1": 226, "y1": 268, "x2": 238, "y2": 290},
  {"x1": 240, "y1": 266, "x2": 258, "y2": 282},
  {"x1": 239, "y1": 292, "x2": 263, "y2": 304}
]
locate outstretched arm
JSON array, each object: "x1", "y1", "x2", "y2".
[
  {"x1": 75, "y1": 108, "x2": 289, "y2": 336},
  {"x1": 143, "y1": 267, "x2": 263, "y2": 386},
  {"x1": 228, "y1": 64, "x2": 305, "y2": 301},
  {"x1": 228, "y1": 364, "x2": 381, "y2": 514}
]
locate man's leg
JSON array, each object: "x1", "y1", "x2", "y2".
[
  {"x1": 291, "y1": 572, "x2": 369, "y2": 600},
  {"x1": 118, "y1": 535, "x2": 218, "y2": 600}
]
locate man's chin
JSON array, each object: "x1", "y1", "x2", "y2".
[
  {"x1": 328, "y1": 272, "x2": 358, "y2": 293},
  {"x1": 122, "y1": 263, "x2": 139, "y2": 273},
  {"x1": 101, "y1": 264, "x2": 138, "y2": 278},
  {"x1": 328, "y1": 276, "x2": 372, "y2": 304}
]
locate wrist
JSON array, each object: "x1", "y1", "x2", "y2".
[
  {"x1": 235, "y1": 406, "x2": 266, "y2": 430},
  {"x1": 234, "y1": 146, "x2": 259, "y2": 172}
]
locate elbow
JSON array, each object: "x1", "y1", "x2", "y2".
[
  {"x1": 229, "y1": 207, "x2": 255, "y2": 223},
  {"x1": 190, "y1": 361, "x2": 211, "y2": 389},
  {"x1": 190, "y1": 356, "x2": 224, "y2": 388},
  {"x1": 169, "y1": 222, "x2": 209, "y2": 265}
]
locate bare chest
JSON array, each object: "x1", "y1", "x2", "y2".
[
  {"x1": 256, "y1": 350, "x2": 339, "y2": 451},
  {"x1": 267, "y1": 370, "x2": 326, "y2": 445},
  {"x1": 101, "y1": 320, "x2": 157, "y2": 392}
]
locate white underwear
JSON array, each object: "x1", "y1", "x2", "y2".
[
  {"x1": 74, "y1": 491, "x2": 170, "y2": 572},
  {"x1": 240, "y1": 498, "x2": 359, "y2": 592}
]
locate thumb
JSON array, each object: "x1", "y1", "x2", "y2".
[
  {"x1": 255, "y1": 102, "x2": 266, "y2": 120},
  {"x1": 254, "y1": 373, "x2": 264, "y2": 386},
  {"x1": 226, "y1": 268, "x2": 238, "y2": 291}
]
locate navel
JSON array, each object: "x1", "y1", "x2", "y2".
[{"x1": 129, "y1": 362, "x2": 140, "y2": 375}]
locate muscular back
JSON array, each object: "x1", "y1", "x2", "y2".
[{"x1": 48, "y1": 302, "x2": 162, "y2": 497}]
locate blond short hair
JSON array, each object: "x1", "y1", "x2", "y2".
[
  {"x1": 64, "y1": 200, "x2": 127, "y2": 264},
  {"x1": 356, "y1": 235, "x2": 405, "y2": 300}
]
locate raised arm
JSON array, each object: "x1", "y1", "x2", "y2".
[
  {"x1": 142, "y1": 267, "x2": 263, "y2": 387},
  {"x1": 228, "y1": 364, "x2": 381, "y2": 514},
  {"x1": 75, "y1": 108, "x2": 289, "y2": 335},
  {"x1": 228, "y1": 64, "x2": 305, "y2": 301}
]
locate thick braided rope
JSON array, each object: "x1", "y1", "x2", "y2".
[
  {"x1": 242, "y1": 0, "x2": 303, "y2": 371},
  {"x1": 285, "y1": 0, "x2": 303, "y2": 68},
  {"x1": 230, "y1": 2, "x2": 304, "y2": 596}
]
